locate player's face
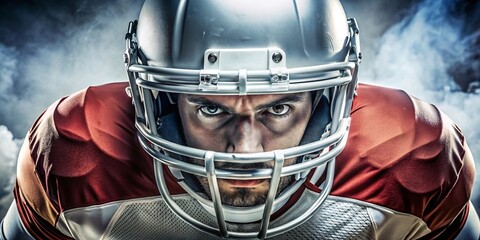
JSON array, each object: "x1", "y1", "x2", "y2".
[{"x1": 178, "y1": 92, "x2": 312, "y2": 207}]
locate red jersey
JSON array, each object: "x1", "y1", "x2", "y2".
[{"x1": 11, "y1": 82, "x2": 475, "y2": 239}]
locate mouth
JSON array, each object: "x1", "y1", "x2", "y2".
[{"x1": 220, "y1": 179, "x2": 266, "y2": 187}]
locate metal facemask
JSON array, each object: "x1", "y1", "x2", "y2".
[{"x1": 124, "y1": 0, "x2": 361, "y2": 238}]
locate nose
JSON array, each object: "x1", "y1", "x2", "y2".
[{"x1": 226, "y1": 117, "x2": 264, "y2": 153}]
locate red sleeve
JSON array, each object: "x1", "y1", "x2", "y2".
[
  {"x1": 420, "y1": 140, "x2": 475, "y2": 239},
  {"x1": 15, "y1": 83, "x2": 152, "y2": 238},
  {"x1": 15, "y1": 82, "x2": 186, "y2": 239},
  {"x1": 332, "y1": 84, "x2": 475, "y2": 239},
  {"x1": 29, "y1": 82, "x2": 162, "y2": 212}
]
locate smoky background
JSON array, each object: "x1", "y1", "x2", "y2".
[{"x1": 0, "y1": 0, "x2": 479, "y2": 220}]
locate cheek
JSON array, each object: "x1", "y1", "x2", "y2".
[
  {"x1": 179, "y1": 111, "x2": 228, "y2": 151},
  {"x1": 264, "y1": 112, "x2": 311, "y2": 150}
]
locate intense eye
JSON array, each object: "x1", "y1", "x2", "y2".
[
  {"x1": 267, "y1": 104, "x2": 290, "y2": 116},
  {"x1": 199, "y1": 106, "x2": 225, "y2": 116}
]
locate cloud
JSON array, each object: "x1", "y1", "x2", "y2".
[
  {"x1": 0, "y1": 0, "x2": 144, "y2": 137},
  {"x1": 0, "y1": 126, "x2": 22, "y2": 218},
  {"x1": 0, "y1": 0, "x2": 143, "y2": 219}
]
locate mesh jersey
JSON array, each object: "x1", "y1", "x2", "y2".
[{"x1": 13, "y1": 82, "x2": 475, "y2": 239}]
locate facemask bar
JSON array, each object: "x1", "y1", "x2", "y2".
[
  {"x1": 344, "y1": 18, "x2": 362, "y2": 118},
  {"x1": 125, "y1": 18, "x2": 361, "y2": 239},
  {"x1": 130, "y1": 62, "x2": 355, "y2": 96},
  {"x1": 152, "y1": 146, "x2": 339, "y2": 239},
  {"x1": 138, "y1": 117, "x2": 349, "y2": 177},
  {"x1": 124, "y1": 21, "x2": 145, "y2": 122},
  {"x1": 138, "y1": 94, "x2": 349, "y2": 238}
]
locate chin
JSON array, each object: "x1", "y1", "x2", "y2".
[{"x1": 198, "y1": 176, "x2": 293, "y2": 207}]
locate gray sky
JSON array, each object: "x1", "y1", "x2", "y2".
[{"x1": 0, "y1": 0, "x2": 479, "y2": 219}]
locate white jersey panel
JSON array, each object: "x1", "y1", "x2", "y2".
[{"x1": 56, "y1": 191, "x2": 430, "y2": 239}]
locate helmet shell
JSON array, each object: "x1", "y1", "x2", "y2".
[{"x1": 137, "y1": 0, "x2": 350, "y2": 69}]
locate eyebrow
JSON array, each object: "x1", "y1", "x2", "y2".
[
  {"x1": 185, "y1": 94, "x2": 308, "y2": 112},
  {"x1": 256, "y1": 94, "x2": 307, "y2": 110},
  {"x1": 185, "y1": 96, "x2": 233, "y2": 112}
]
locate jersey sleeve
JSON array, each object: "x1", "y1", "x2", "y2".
[
  {"x1": 414, "y1": 104, "x2": 475, "y2": 239},
  {"x1": 14, "y1": 100, "x2": 74, "y2": 239},
  {"x1": 333, "y1": 84, "x2": 475, "y2": 239},
  {"x1": 13, "y1": 82, "x2": 162, "y2": 239}
]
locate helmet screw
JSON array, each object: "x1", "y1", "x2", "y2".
[
  {"x1": 208, "y1": 53, "x2": 218, "y2": 63},
  {"x1": 272, "y1": 52, "x2": 283, "y2": 63}
]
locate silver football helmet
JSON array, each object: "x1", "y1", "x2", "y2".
[{"x1": 124, "y1": 0, "x2": 361, "y2": 238}]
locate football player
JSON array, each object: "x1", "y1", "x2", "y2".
[{"x1": 2, "y1": 0, "x2": 478, "y2": 239}]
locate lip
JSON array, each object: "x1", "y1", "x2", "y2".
[{"x1": 221, "y1": 179, "x2": 265, "y2": 187}]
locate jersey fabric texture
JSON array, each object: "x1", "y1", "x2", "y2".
[{"x1": 12, "y1": 82, "x2": 475, "y2": 239}]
